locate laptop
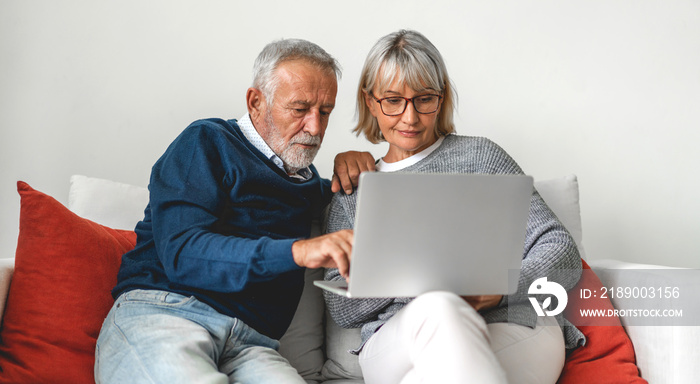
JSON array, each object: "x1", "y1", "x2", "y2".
[{"x1": 313, "y1": 172, "x2": 533, "y2": 298}]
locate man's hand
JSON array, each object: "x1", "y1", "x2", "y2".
[
  {"x1": 331, "y1": 151, "x2": 376, "y2": 194},
  {"x1": 292, "y1": 229, "x2": 353, "y2": 280},
  {"x1": 461, "y1": 295, "x2": 503, "y2": 311}
]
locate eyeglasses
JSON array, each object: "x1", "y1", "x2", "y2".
[{"x1": 371, "y1": 93, "x2": 443, "y2": 116}]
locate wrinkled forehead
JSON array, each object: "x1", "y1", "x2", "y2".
[{"x1": 372, "y1": 57, "x2": 443, "y2": 95}]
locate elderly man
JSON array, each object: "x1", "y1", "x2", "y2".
[{"x1": 95, "y1": 39, "x2": 369, "y2": 383}]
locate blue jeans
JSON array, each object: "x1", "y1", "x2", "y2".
[{"x1": 95, "y1": 289, "x2": 305, "y2": 384}]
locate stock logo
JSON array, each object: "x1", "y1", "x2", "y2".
[{"x1": 528, "y1": 277, "x2": 568, "y2": 316}]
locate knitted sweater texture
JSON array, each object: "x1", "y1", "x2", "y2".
[
  {"x1": 114, "y1": 118, "x2": 331, "y2": 339},
  {"x1": 323, "y1": 134, "x2": 585, "y2": 351}
]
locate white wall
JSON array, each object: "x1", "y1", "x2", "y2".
[{"x1": 1, "y1": 0, "x2": 699, "y2": 267}]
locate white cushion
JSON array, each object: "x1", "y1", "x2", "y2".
[
  {"x1": 534, "y1": 175, "x2": 586, "y2": 259},
  {"x1": 68, "y1": 175, "x2": 148, "y2": 230},
  {"x1": 278, "y1": 268, "x2": 326, "y2": 382},
  {"x1": 321, "y1": 314, "x2": 363, "y2": 380},
  {"x1": 0, "y1": 258, "x2": 15, "y2": 322}
]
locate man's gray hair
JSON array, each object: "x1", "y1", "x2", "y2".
[{"x1": 252, "y1": 39, "x2": 342, "y2": 105}]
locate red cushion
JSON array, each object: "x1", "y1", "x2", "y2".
[
  {"x1": 557, "y1": 260, "x2": 647, "y2": 383},
  {"x1": 0, "y1": 182, "x2": 136, "y2": 384}
]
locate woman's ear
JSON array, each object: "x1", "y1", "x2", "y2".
[{"x1": 365, "y1": 91, "x2": 378, "y2": 118}]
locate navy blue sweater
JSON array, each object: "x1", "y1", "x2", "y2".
[{"x1": 113, "y1": 118, "x2": 331, "y2": 339}]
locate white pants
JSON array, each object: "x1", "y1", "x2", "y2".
[{"x1": 358, "y1": 291, "x2": 565, "y2": 384}]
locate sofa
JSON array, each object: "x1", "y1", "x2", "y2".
[{"x1": 0, "y1": 174, "x2": 698, "y2": 383}]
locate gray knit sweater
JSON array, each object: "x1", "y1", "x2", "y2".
[{"x1": 323, "y1": 134, "x2": 585, "y2": 352}]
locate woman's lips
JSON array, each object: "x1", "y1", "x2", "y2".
[{"x1": 397, "y1": 130, "x2": 421, "y2": 137}]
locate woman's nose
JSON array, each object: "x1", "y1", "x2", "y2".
[{"x1": 401, "y1": 100, "x2": 420, "y2": 124}]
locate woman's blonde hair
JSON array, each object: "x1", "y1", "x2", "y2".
[{"x1": 354, "y1": 30, "x2": 457, "y2": 143}]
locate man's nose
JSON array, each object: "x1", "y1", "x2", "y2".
[{"x1": 303, "y1": 110, "x2": 323, "y2": 136}]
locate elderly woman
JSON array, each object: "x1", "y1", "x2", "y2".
[{"x1": 323, "y1": 30, "x2": 583, "y2": 384}]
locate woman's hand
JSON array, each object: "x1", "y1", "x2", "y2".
[
  {"x1": 331, "y1": 151, "x2": 376, "y2": 194},
  {"x1": 461, "y1": 295, "x2": 503, "y2": 311}
]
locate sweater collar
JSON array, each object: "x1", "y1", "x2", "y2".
[
  {"x1": 238, "y1": 113, "x2": 312, "y2": 180},
  {"x1": 376, "y1": 136, "x2": 446, "y2": 172}
]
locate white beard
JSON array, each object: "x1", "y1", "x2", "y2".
[{"x1": 264, "y1": 110, "x2": 321, "y2": 174}]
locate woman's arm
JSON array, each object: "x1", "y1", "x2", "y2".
[
  {"x1": 477, "y1": 139, "x2": 582, "y2": 306},
  {"x1": 322, "y1": 191, "x2": 398, "y2": 328},
  {"x1": 505, "y1": 189, "x2": 582, "y2": 305},
  {"x1": 323, "y1": 267, "x2": 398, "y2": 328}
]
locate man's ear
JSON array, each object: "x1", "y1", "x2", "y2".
[{"x1": 246, "y1": 87, "x2": 265, "y2": 121}]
